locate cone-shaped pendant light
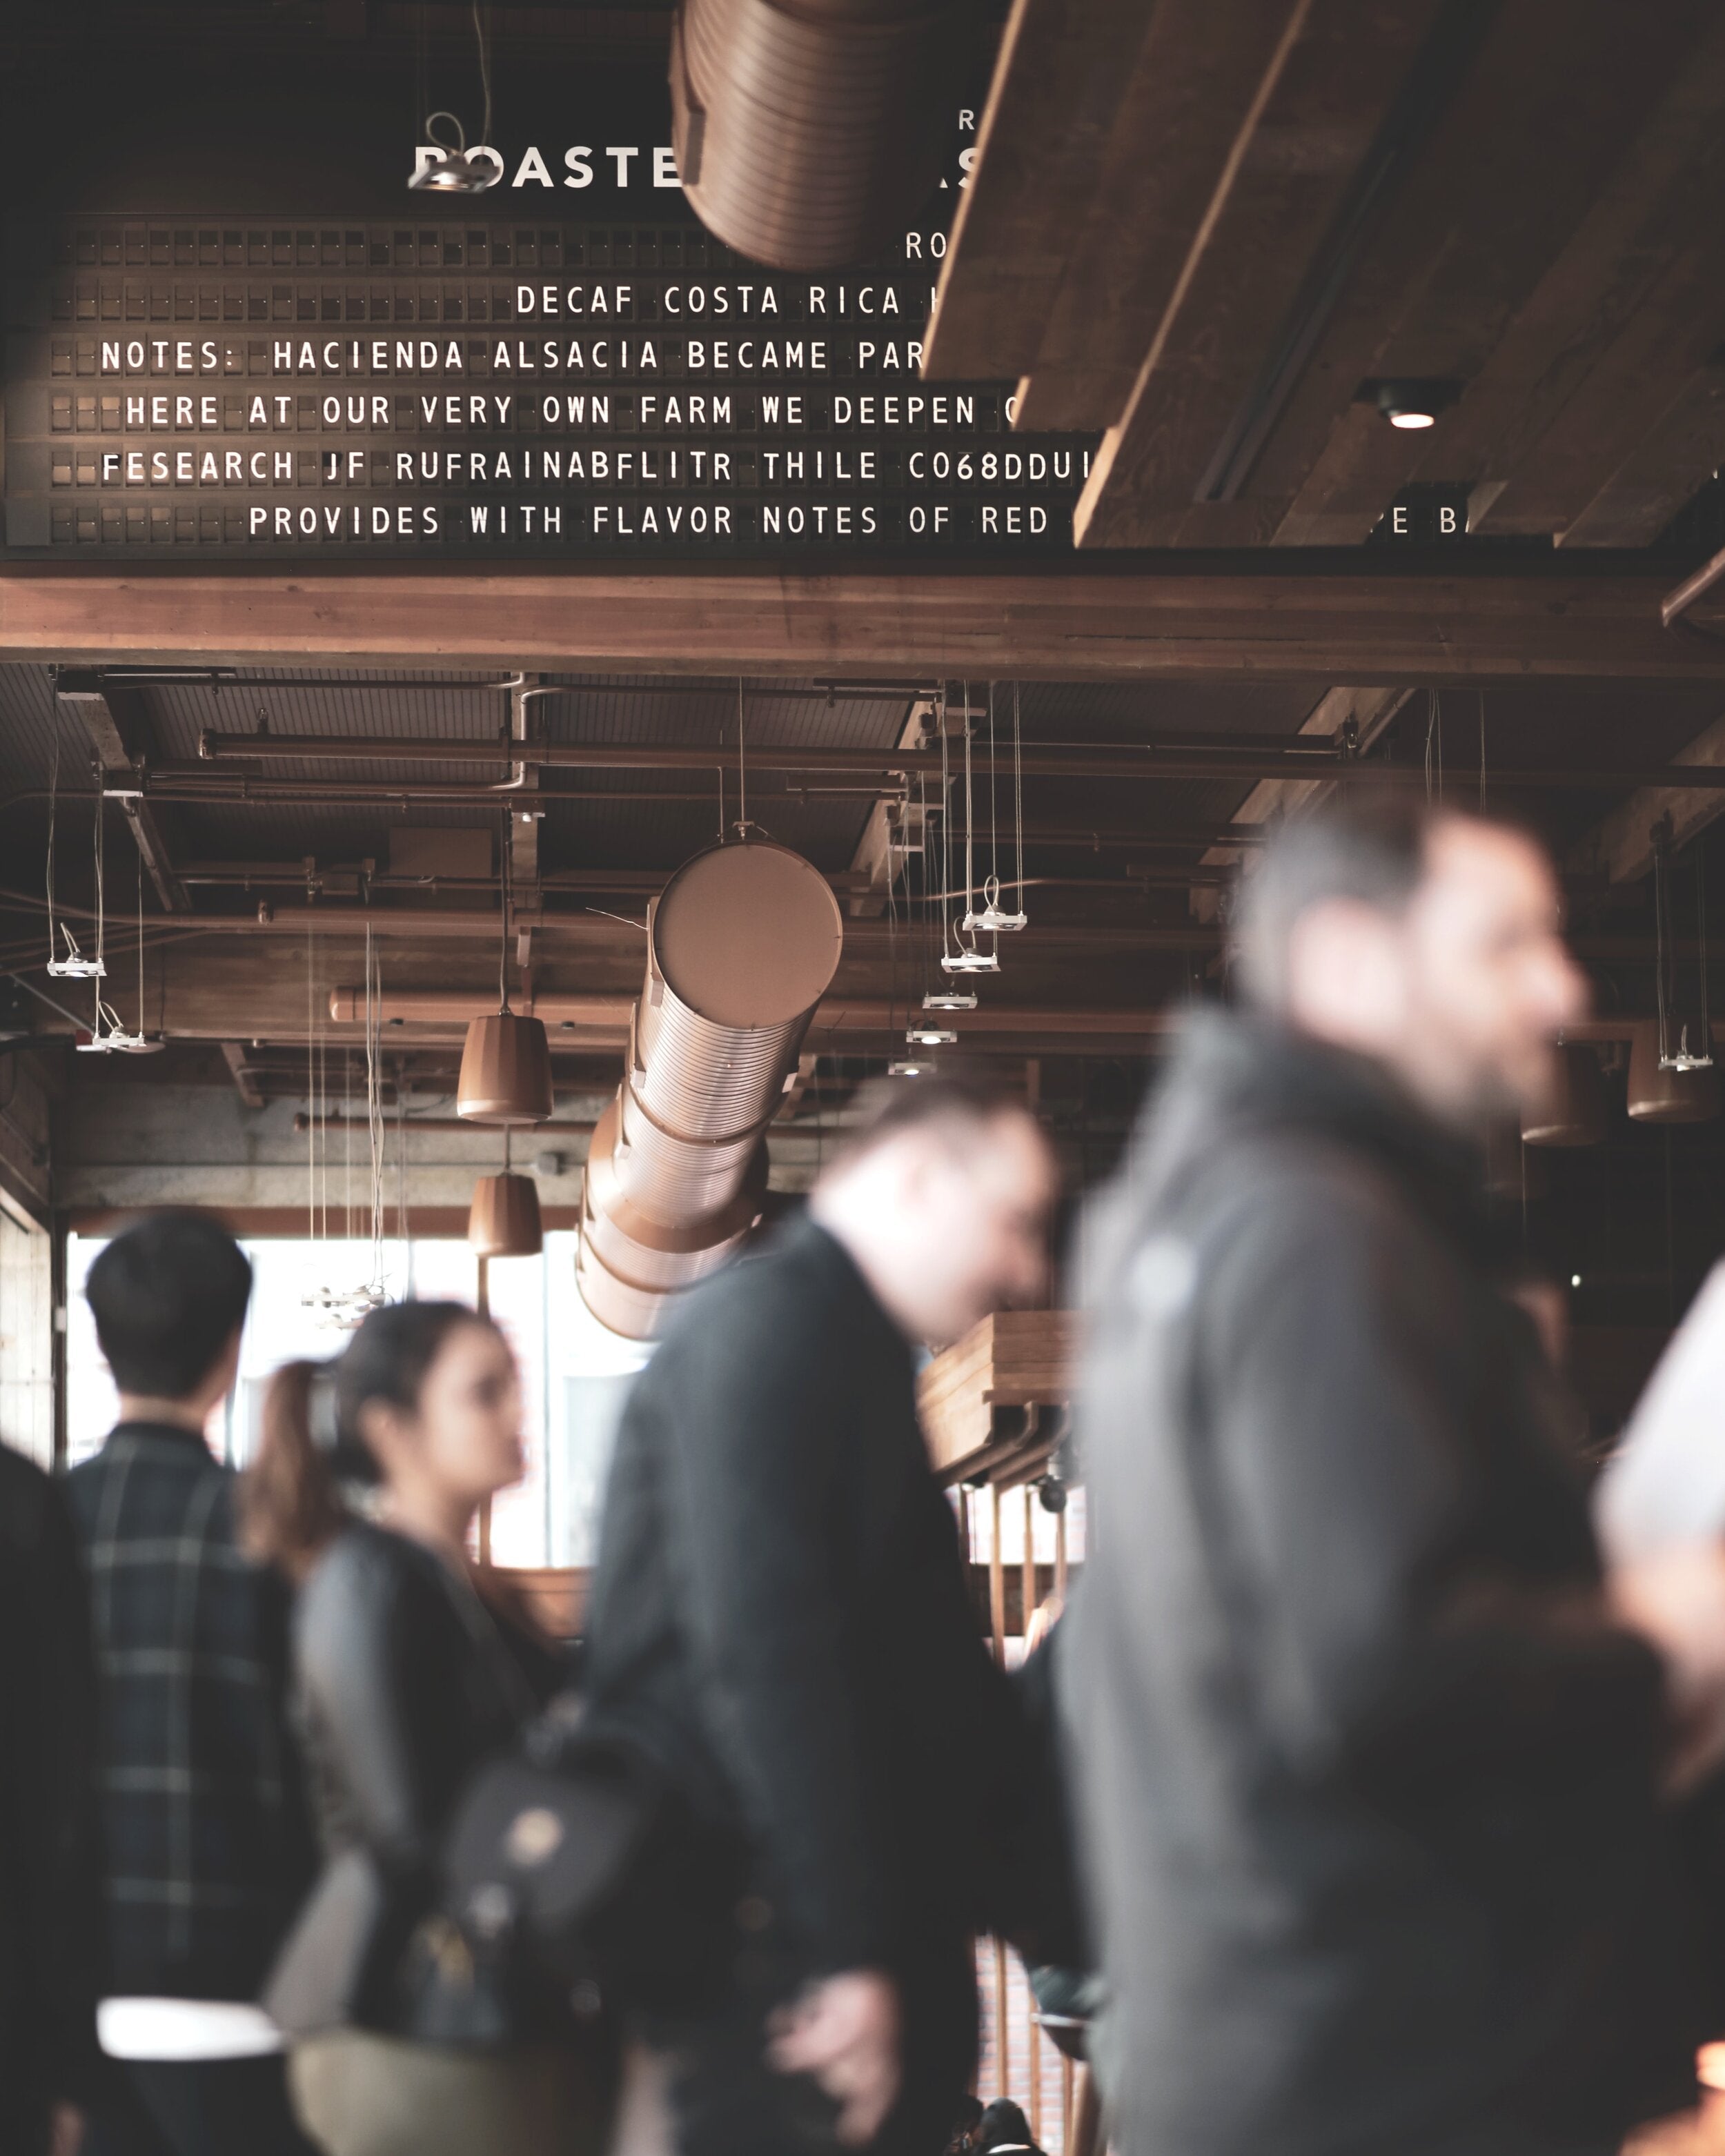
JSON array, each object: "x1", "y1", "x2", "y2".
[
  {"x1": 469, "y1": 1171, "x2": 543, "y2": 1256},
  {"x1": 457, "y1": 815, "x2": 554, "y2": 1125},
  {"x1": 457, "y1": 1010, "x2": 553, "y2": 1124},
  {"x1": 469, "y1": 1123, "x2": 544, "y2": 1256},
  {"x1": 1522, "y1": 1042, "x2": 1607, "y2": 1147}
]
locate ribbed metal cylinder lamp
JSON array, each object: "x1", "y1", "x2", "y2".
[
  {"x1": 1627, "y1": 1027, "x2": 1721, "y2": 1125},
  {"x1": 1521, "y1": 1042, "x2": 1607, "y2": 1147},
  {"x1": 457, "y1": 1009, "x2": 554, "y2": 1125},
  {"x1": 468, "y1": 1171, "x2": 543, "y2": 1258},
  {"x1": 671, "y1": 0, "x2": 974, "y2": 270}
]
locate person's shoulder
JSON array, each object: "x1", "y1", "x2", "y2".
[
  {"x1": 1180, "y1": 1122, "x2": 1415, "y2": 1253},
  {"x1": 658, "y1": 1218, "x2": 841, "y2": 1352},
  {"x1": 0, "y1": 1438, "x2": 49, "y2": 1499},
  {"x1": 0, "y1": 1442, "x2": 57, "y2": 1551},
  {"x1": 302, "y1": 1521, "x2": 452, "y2": 1626}
]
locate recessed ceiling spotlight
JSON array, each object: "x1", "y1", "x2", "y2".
[{"x1": 1373, "y1": 379, "x2": 1456, "y2": 431}]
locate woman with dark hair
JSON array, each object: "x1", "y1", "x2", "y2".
[{"x1": 243, "y1": 1301, "x2": 593, "y2": 2156}]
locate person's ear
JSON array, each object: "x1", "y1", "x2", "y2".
[
  {"x1": 199, "y1": 1325, "x2": 244, "y2": 1409},
  {"x1": 1287, "y1": 900, "x2": 1408, "y2": 1038}
]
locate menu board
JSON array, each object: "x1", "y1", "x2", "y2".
[{"x1": 2, "y1": 201, "x2": 1097, "y2": 560}]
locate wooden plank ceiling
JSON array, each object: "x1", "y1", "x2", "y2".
[{"x1": 927, "y1": 0, "x2": 1725, "y2": 555}]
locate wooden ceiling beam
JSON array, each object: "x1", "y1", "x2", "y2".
[
  {"x1": 7, "y1": 566, "x2": 1725, "y2": 683},
  {"x1": 942, "y1": 0, "x2": 1332, "y2": 437},
  {"x1": 1568, "y1": 704, "x2": 1725, "y2": 886},
  {"x1": 918, "y1": 0, "x2": 1152, "y2": 390},
  {"x1": 1265, "y1": 2, "x2": 1725, "y2": 547},
  {"x1": 1068, "y1": 0, "x2": 1448, "y2": 548},
  {"x1": 1556, "y1": 365, "x2": 1725, "y2": 550},
  {"x1": 1191, "y1": 683, "x2": 1412, "y2": 922}
]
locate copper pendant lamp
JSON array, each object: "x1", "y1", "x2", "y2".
[
  {"x1": 469, "y1": 1171, "x2": 543, "y2": 1257},
  {"x1": 469, "y1": 1121, "x2": 544, "y2": 1257},
  {"x1": 457, "y1": 818, "x2": 554, "y2": 1126},
  {"x1": 457, "y1": 1009, "x2": 553, "y2": 1124},
  {"x1": 1522, "y1": 1042, "x2": 1607, "y2": 1147}
]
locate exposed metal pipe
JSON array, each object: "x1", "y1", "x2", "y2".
[
  {"x1": 578, "y1": 840, "x2": 846, "y2": 1341},
  {"x1": 187, "y1": 733, "x2": 1725, "y2": 793},
  {"x1": 118, "y1": 782, "x2": 787, "y2": 809},
  {"x1": 329, "y1": 987, "x2": 635, "y2": 1026},
  {"x1": 292, "y1": 1111, "x2": 598, "y2": 1136},
  {"x1": 192, "y1": 733, "x2": 1346, "y2": 781},
  {"x1": 327, "y1": 985, "x2": 1173, "y2": 1040},
  {"x1": 52, "y1": 904, "x2": 1214, "y2": 956}
]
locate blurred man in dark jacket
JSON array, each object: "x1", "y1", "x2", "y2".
[
  {"x1": 585, "y1": 1077, "x2": 1059, "y2": 2156},
  {"x1": 1066, "y1": 799, "x2": 1725, "y2": 2156},
  {"x1": 0, "y1": 1439, "x2": 99, "y2": 2156},
  {"x1": 68, "y1": 1214, "x2": 315, "y2": 2156}
]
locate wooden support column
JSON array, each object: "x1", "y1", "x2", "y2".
[{"x1": 1069, "y1": 2062, "x2": 1102, "y2": 2156}]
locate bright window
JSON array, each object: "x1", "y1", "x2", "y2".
[{"x1": 65, "y1": 1228, "x2": 647, "y2": 1567}]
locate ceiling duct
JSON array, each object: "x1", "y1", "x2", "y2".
[
  {"x1": 578, "y1": 838, "x2": 843, "y2": 1339},
  {"x1": 669, "y1": 0, "x2": 973, "y2": 270}
]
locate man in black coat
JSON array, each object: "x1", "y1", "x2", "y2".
[
  {"x1": 1066, "y1": 798, "x2": 1725, "y2": 2156},
  {"x1": 584, "y1": 1076, "x2": 1059, "y2": 2155},
  {"x1": 0, "y1": 1440, "x2": 99, "y2": 2156},
  {"x1": 68, "y1": 1214, "x2": 315, "y2": 2156}
]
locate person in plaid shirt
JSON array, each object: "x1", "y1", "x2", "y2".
[{"x1": 66, "y1": 1213, "x2": 315, "y2": 2156}]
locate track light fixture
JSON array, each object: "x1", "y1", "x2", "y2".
[{"x1": 1370, "y1": 378, "x2": 1460, "y2": 431}]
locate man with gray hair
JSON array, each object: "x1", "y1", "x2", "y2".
[{"x1": 1065, "y1": 796, "x2": 1725, "y2": 2156}]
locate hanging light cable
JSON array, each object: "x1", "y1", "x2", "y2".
[
  {"x1": 48, "y1": 729, "x2": 105, "y2": 981},
  {"x1": 457, "y1": 803, "x2": 553, "y2": 1123},
  {"x1": 927, "y1": 691, "x2": 978, "y2": 1008},
  {"x1": 76, "y1": 798, "x2": 120, "y2": 1051},
  {"x1": 306, "y1": 910, "x2": 315, "y2": 1245},
  {"x1": 974, "y1": 680, "x2": 1027, "y2": 933},
  {"x1": 408, "y1": 1, "x2": 504, "y2": 192},
  {"x1": 736, "y1": 676, "x2": 748, "y2": 836},
  {"x1": 364, "y1": 924, "x2": 387, "y2": 1302},
  {"x1": 942, "y1": 681, "x2": 998, "y2": 976},
  {"x1": 103, "y1": 831, "x2": 164, "y2": 1053},
  {"x1": 1632, "y1": 826, "x2": 1719, "y2": 1122},
  {"x1": 963, "y1": 681, "x2": 998, "y2": 933}
]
